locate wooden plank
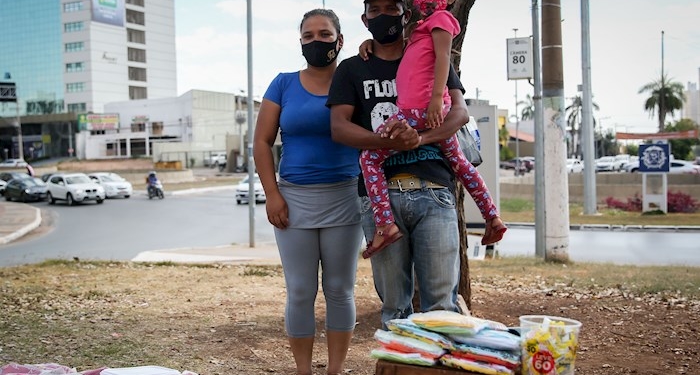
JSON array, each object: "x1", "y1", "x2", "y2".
[{"x1": 375, "y1": 360, "x2": 484, "y2": 375}]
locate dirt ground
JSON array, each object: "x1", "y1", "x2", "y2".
[{"x1": 1, "y1": 260, "x2": 698, "y2": 375}]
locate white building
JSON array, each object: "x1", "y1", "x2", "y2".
[
  {"x1": 683, "y1": 69, "x2": 700, "y2": 126},
  {"x1": 81, "y1": 90, "x2": 257, "y2": 168}
]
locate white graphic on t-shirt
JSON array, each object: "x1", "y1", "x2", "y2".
[
  {"x1": 363, "y1": 79, "x2": 397, "y2": 99},
  {"x1": 370, "y1": 102, "x2": 399, "y2": 132}
]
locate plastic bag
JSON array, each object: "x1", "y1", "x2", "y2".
[{"x1": 457, "y1": 116, "x2": 483, "y2": 167}]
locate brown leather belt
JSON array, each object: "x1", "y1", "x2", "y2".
[{"x1": 387, "y1": 176, "x2": 446, "y2": 191}]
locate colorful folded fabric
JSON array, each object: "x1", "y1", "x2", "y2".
[
  {"x1": 449, "y1": 328, "x2": 522, "y2": 351},
  {"x1": 408, "y1": 310, "x2": 488, "y2": 336},
  {"x1": 440, "y1": 354, "x2": 516, "y2": 375},
  {"x1": 370, "y1": 347, "x2": 438, "y2": 367},
  {"x1": 386, "y1": 319, "x2": 455, "y2": 350},
  {"x1": 373, "y1": 329, "x2": 446, "y2": 358},
  {"x1": 450, "y1": 344, "x2": 520, "y2": 369}
]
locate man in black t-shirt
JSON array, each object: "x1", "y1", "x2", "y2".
[{"x1": 327, "y1": 0, "x2": 469, "y2": 327}]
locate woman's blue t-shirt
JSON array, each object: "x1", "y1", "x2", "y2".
[{"x1": 263, "y1": 72, "x2": 360, "y2": 185}]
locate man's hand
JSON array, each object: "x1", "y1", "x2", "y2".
[{"x1": 382, "y1": 119, "x2": 420, "y2": 150}]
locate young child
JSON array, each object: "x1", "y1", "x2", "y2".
[{"x1": 360, "y1": 0, "x2": 507, "y2": 258}]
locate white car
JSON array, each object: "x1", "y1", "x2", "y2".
[
  {"x1": 235, "y1": 174, "x2": 266, "y2": 204},
  {"x1": 88, "y1": 172, "x2": 133, "y2": 198},
  {"x1": 46, "y1": 173, "x2": 106, "y2": 205},
  {"x1": 625, "y1": 159, "x2": 700, "y2": 174},
  {"x1": 0, "y1": 158, "x2": 28, "y2": 168},
  {"x1": 566, "y1": 158, "x2": 584, "y2": 173},
  {"x1": 204, "y1": 151, "x2": 227, "y2": 168}
]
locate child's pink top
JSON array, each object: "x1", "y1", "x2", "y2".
[{"x1": 396, "y1": 10, "x2": 460, "y2": 110}]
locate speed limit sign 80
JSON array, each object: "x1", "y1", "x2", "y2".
[{"x1": 507, "y1": 37, "x2": 533, "y2": 80}]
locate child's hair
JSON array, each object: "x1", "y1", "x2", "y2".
[
  {"x1": 299, "y1": 8, "x2": 341, "y2": 34},
  {"x1": 413, "y1": 0, "x2": 448, "y2": 17}
]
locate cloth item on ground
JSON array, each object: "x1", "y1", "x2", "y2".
[
  {"x1": 0, "y1": 364, "x2": 198, "y2": 375},
  {"x1": 0, "y1": 363, "x2": 80, "y2": 375},
  {"x1": 408, "y1": 310, "x2": 488, "y2": 336},
  {"x1": 370, "y1": 347, "x2": 438, "y2": 367},
  {"x1": 386, "y1": 318, "x2": 455, "y2": 350},
  {"x1": 440, "y1": 354, "x2": 516, "y2": 375},
  {"x1": 373, "y1": 329, "x2": 446, "y2": 358},
  {"x1": 450, "y1": 344, "x2": 521, "y2": 370},
  {"x1": 449, "y1": 328, "x2": 522, "y2": 351}
]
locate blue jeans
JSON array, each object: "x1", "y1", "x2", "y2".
[{"x1": 361, "y1": 186, "x2": 460, "y2": 327}]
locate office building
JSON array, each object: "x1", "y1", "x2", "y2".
[{"x1": 0, "y1": 0, "x2": 176, "y2": 159}]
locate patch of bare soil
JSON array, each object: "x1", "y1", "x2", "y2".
[{"x1": 0, "y1": 261, "x2": 698, "y2": 375}]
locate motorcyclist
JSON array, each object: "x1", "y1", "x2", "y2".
[{"x1": 146, "y1": 171, "x2": 159, "y2": 196}]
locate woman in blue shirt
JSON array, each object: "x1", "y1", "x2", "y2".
[{"x1": 253, "y1": 9, "x2": 363, "y2": 375}]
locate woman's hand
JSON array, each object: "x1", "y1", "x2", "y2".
[{"x1": 265, "y1": 192, "x2": 289, "y2": 229}]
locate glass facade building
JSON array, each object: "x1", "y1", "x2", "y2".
[{"x1": 0, "y1": 0, "x2": 65, "y2": 118}]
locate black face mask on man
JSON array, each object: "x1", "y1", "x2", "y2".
[
  {"x1": 302, "y1": 40, "x2": 339, "y2": 67},
  {"x1": 367, "y1": 13, "x2": 404, "y2": 44}
]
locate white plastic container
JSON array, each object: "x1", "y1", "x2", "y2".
[{"x1": 101, "y1": 366, "x2": 181, "y2": 375}]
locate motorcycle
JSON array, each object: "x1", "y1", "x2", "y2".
[{"x1": 147, "y1": 180, "x2": 165, "y2": 200}]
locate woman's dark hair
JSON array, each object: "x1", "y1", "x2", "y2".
[{"x1": 300, "y1": 8, "x2": 341, "y2": 34}]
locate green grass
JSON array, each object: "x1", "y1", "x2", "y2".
[{"x1": 500, "y1": 198, "x2": 700, "y2": 226}]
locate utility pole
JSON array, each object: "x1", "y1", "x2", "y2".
[
  {"x1": 659, "y1": 30, "x2": 665, "y2": 132},
  {"x1": 532, "y1": 0, "x2": 545, "y2": 258},
  {"x1": 542, "y1": 0, "x2": 570, "y2": 262},
  {"x1": 513, "y1": 28, "x2": 521, "y2": 177},
  {"x1": 580, "y1": 0, "x2": 597, "y2": 215},
  {"x1": 246, "y1": 0, "x2": 255, "y2": 247}
]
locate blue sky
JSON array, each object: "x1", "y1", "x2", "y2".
[{"x1": 174, "y1": 0, "x2": 700, "y2": 134}]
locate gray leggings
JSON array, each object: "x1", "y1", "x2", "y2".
[{"x1": 275, "y1": 224, "x2": 362, "y2": 338}]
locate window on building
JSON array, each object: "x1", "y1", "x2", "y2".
[
  {"x1": 64, "y1": 21, "x2": 84, "y2": 33},
  {"x1": 63, "y1": 1, "x2": 83, "y2": 12},
  {"x1": 66, "y1": 82, "x2": 85, "y2": 93},
  {"x1": 67, "y1": 103, "x2": 86, "y2": 113},
  {"x1": 65, "y1": 42, "x2": 84, "y2": 52},
  {"x1": 66, "y1": 62, "x2": 85, "y2": 72},
  {"x1": 151, "y1": 121, "x2": 164, "y2": 135},
  {"x1": 127, "y1": 29, "x2": 146, "y2": 44},
  {"x1": 91, "y1": 130, "x2": 106, "y2": 135},
  {"x1": 127, "y1": 48, "x2": 146, "y2": 63},
  {"x1": 128, "y1": 67, "x2": 147, "y2": 82},
  {"x1": 129, "y1": 86, "x2": 147, "y2": 100},
  {"x1": 126, "y1": 0, "x2": 145, "y2": 6},
  {"x1": 131, "y1": 122, "x2": 146, "y2": 132},
  {"x1": 126, "y1": 9, "x2": 145, "y2": 25}
]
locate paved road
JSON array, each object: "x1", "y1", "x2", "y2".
[{"x1": 0, "y1": 190, "x2": 275, "y2": 267}]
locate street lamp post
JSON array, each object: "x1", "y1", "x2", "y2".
[{"x1": 513, "y1": 28, "x2": 520, "y2": 177}]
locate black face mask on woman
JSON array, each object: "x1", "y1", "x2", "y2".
[
  {"x1": 367, "y1": 13, "x2": 404, "y2": 44},
  {"x1": 302, "y1": 39, "x2": 339, "y2": 67}
]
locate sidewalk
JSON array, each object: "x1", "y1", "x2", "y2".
[{"x1": 0, "y1": 201, "x2": 42, "y2": 245}]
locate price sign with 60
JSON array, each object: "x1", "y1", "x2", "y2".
[{"x1": 532, "y1": 350, "x2": 555, "y2": 374}]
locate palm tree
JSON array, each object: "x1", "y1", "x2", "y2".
[
  {"x1": 638, "y1": 74, "x2": 686, "y2": 132},
  {"x1": 518, "y1": 94, "x2": 535, "y2": 120},
  {"x1": 566, "y1": 95, "x2": 599, "y2": 158}
]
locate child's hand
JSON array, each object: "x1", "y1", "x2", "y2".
[
  {"x1": 358, "y1": 39, "x2": 373, "y2": 61},
  {"x1": 426, "y1": 97, "x2": 444, "y2": 128}
]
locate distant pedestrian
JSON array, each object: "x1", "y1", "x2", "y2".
[{"x1": 26, "y1": 164, "x2": 35, "y2": 177}]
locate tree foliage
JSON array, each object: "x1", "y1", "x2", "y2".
[
  {"x1": 664, "y1": 118, "x2": 700, "y2": 160},
  {"x1": 638, "y1": 74, "x2": 686, "y2": 132}
]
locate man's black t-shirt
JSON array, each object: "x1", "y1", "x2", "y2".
[{"x1": 327, "y1": 54, "x2": 466, "y2": 196}]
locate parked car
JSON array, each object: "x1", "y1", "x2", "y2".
[
  {"x1": 204, "y1": 151, "x2": 227, "y2": 168},
  {"x1": 0, "y1": 171, "x2": 28, "y2": 195},
  {"x1": 46, "y1": 173, "x2": 106, "y2": 205},
  {"x1": 4, "y1": 177, "x2": 48, "y2": 202},
  {"x1": 625, "y1": 159, "x2": 700, "y2": 174},
  {"x1": 594, "y1": 156, "x2": 624, "y2": 172},
  {"x1": 235, "y1": 174, "x2": 266, "y2": 204},
  {"x1": 88, "y1": 172, "x2": 133, "y2": 198},
  {"x1": 0, "y1": 158, "x2": 28, "y2": 168},
  {"x1": 566, "y1": 158, "x2": 584, "y2": 173},
  {"x1": 500, "y1": 158, "x2": 532, "y2": 173}
]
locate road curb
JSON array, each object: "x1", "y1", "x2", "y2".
[{"x1": 0, "y1": 205, "x2": 42, "y2": 245}]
